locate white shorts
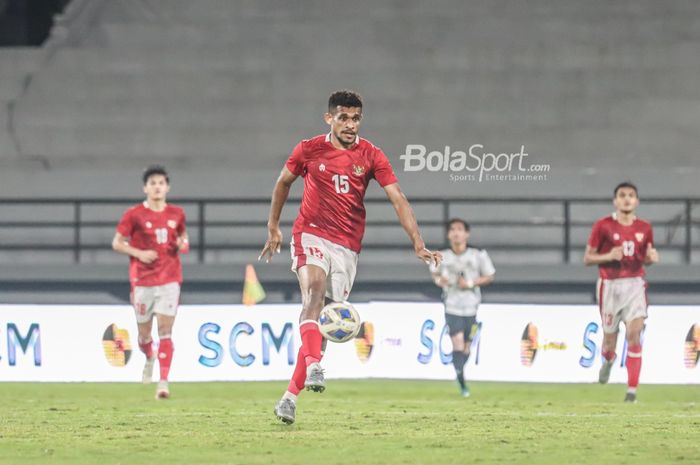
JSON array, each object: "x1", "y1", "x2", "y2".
[
  {"x1": 597, "y1": 277, "x2": 648, "y2": 334},
  {"x1": 131, "y1": 282, "x2": 180, "y2": 324},
  {"x1": 290, "y1": 232, "x2": 358, "y2": 302}
]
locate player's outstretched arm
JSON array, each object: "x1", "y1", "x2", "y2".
[
  {"x1": 383, "y1": 183, "x2": 442, "y2": 267},
  {"x1": 583, "y1": 244, "x2": 622, "y2": 266},
  {"x1": 259, "y1": 166, "x2": 299, "y2": 263},
  {"x1": 112, "y1": 232, "x2": 158, "y2": 264}
]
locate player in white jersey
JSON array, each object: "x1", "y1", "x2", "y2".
[{"x1": 431, "y1": 219, "x2": 495, "y2": 397}]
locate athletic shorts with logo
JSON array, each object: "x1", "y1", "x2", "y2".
[
  {"x1": 291, "y1": 232, "x2": 358, "y2": 302},
  {"x1": 596, "y1": 276, "x2": 647, "y2": 334},
  {"x1": 131, "y1": 282, "x2": 180, "y2": 324},
  {"x1": 445, "y1": 313, "x2": 478, "y2": 341}
]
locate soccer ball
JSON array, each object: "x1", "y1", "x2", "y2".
[{"x1": 318, "y1": 301, "x2": 361, "y2": 343}]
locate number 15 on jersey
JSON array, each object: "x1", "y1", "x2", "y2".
[{"x1": 332, "y1": 174, "x2": 349, "y2": 194}]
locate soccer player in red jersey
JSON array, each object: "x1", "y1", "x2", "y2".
[
  {"x1": 584, "y1": 182, "x2": 659, "y2": 402},
  {"x1": 259, "y1": 90, "x2": 442, "y2": 424},
  {"x1": 112, "y1": 165, "x2": 189, "y2": 399}
]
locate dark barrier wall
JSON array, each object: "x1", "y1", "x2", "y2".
[{"x1": 0, "y1": 0, "x2": 69, "y2": 46}]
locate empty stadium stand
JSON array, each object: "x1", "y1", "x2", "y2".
[{"x1": 1, "y1": 0, "x2": 699, "y2": 303}]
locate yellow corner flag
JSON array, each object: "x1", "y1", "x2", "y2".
[{"x1": 242, "y1": 264, "x2": 266, "y2": 306}]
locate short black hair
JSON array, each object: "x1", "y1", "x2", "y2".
[
  {"x1": 328, "y1": 89, "x2": 363, "y2": 112},
  {"x1": 614, "y1": 181, "x2": 637, "y2": 197},
  {"x1": 142, "y1": 164, "x2": 169, "y2": 185},
  {"x1": 447, "y1": 218, "x2": 470, "y2": 231}
]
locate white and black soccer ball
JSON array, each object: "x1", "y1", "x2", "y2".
[{"x1": 318, "y1": 301, "x2": 361, "y2": 343}]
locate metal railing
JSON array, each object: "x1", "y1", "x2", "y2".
[{"x1": 0, "y1": 197, "x2": 697, "y2": 264}]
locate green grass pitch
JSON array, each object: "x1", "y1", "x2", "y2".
[{"x1": 1, "y1": 381, "x2": 698, "y2": 465}]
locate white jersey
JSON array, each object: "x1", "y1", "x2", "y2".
[{"x1": 431, "y1": 247, "x2": 496, "y2": 316}]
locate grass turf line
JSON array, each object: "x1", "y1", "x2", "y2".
[{"x1": 0, "y1": 381, "x2": 698, "y2": 465}]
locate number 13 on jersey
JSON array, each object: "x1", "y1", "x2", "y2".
[
  {"x1": 332, "y1": 174, "x2": 350, "y2": 194},
  {"x1": 622, "y1": 240, "x2": 635, "y2": 256}
]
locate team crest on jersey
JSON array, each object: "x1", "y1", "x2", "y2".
[
  {"x1": 352, "y1": 164, "x2": 366, "y2": 177},
  {"x1": 319, "y1": 163, "x2": 326, "y2": 172},
  {"x1": 145, "y1": 221, "x2": 152, "y2": 229},
  {"x1": 613, "y1": 233, "x2": 620, "y2": 240},
  {"x1": 167, "y1": 220, "x2": 177, "y2": 229},
  {"x1": 635, "y1": 233, "x2": 644, "y2": 242}
]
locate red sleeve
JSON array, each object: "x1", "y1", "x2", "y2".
[
  {"x1": 647, "y1": 225, "x2": 654, "y2": 248},
  {"x1": 285, "y1": 141, "x2": 306, "y2": 176},
  {"x1": 372, "y1": 148, "x2": 398, "y2": 187},
  {"x1": 178, "y1": 210, "x2": 187, "y2": 235},
  {"x1": 587, "y1": 220, "x2": 602, "y2": 250},
  {"x1": 116, "y1": 209, "x2": 134, "y2": 237}
]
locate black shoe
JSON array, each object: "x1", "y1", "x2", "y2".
[{"x1": 624, "y1": 392, "x2": 637, "y2": 403}]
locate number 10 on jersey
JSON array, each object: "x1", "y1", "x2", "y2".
[
  {"x1": 332, "y1": 174, "x2": 349, "y2": 194},
  {"x1": 155, "y1": 228, "x2": 168, "y2": 244}
]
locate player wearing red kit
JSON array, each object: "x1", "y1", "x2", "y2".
[
  {"x1": 112, "y1": 165, "x2": 189, "y2": 400},
  {"x1": 584, "y1": 182, "x2": 659, "y2": 403},
  {"x1": 259, "y1": 90, "x2": 442, "y2": 424}
]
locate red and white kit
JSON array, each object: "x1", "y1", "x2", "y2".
[
  {"x1": 588, "y1": 214, "x2": 654, "y2": 334},
  {"x1": 116, "y1": 202, "x2": 186, "y2": 322},
  {"x1": 286, "y1": 133, "x2": 398, "y2": 300}
]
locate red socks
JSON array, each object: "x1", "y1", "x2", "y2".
[
  {"x1": 287, "y1": 348, "x2": 306, "y2": 395},
  {"x1": 138, "y1": 339, "x2": 153, "y2": 359},
  {"x1": 158, "y1": 338, "x2": 174, "y2": 381},
  {"x1": 602, "y1": 350, "x2": 616, "y2": 362},
  {"x1": 626, "y1": 344, "x2": 642, "y2": 390},
  {"x1": 287, "y1": 322, "x2": 325, "y2": 396},
  {"x1": 300, "y1": 321, "x2": 322, "y2": 366}
]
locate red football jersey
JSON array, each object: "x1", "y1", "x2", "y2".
[
  {"x1": 286, "y1": 134, "x2": 398, "y2": 252},
  {"x1": 116, "y1": 202, "x2": 187, "y2": 287},
  {"x1": 587, "y1": 214, "x2": 654, "y2": 279}
]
